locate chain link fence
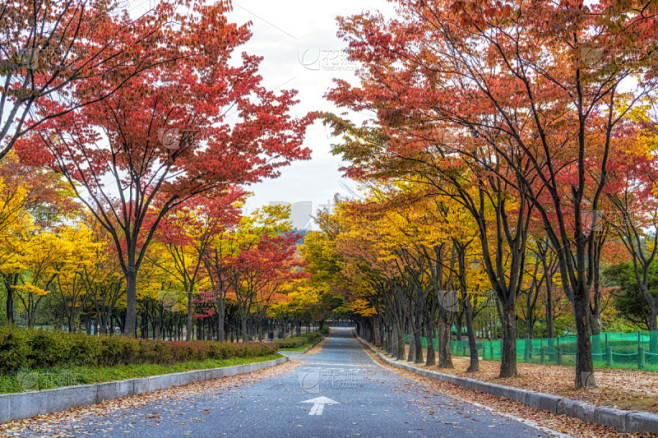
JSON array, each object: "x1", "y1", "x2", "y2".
[
  {"x1": 404, "y1": 331, "x2": 658, "y2": 371},
  {"x1": 444, "y1": 331, "x2": 658, "y2": 371}
]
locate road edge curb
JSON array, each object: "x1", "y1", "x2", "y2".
[
  {"x1": 355, "y1": 333, "x2": 658, "y2": 435},
  {"x1": 300, "y1": 336, "x2": 325, "y2": 353},
  {"x1": 0, "y1": 356, "x2": 288, "y2": 424}
]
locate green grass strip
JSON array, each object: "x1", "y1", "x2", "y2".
[{"x1": 0, "y1": 353, "x2": 283, "y2": 394}]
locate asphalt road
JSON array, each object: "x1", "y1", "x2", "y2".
[{"x1": 43, "y1": 328, "x2": 550, "y2": 437}]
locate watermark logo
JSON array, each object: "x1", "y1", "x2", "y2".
[
  {"x1": 157, "y1": 127, "x2": 200, "y2": 151},
  {"x1": 129, "y1": 0, "x2": 157, "y2": 15},
  {"x1": 437, "y1": 289, "x2": 459, "y2": 313},
  {"x1": 298, "y1": 368, "x2": 359, "y2": 394},
  {"x1": 0, "y1": 47, "x2": 43, "y2": 72},
  {"x1": 16, "y1": 371, "x2": 39, "y2": 391},
  {"x1": 298, "y1": 48, "x2": 358, "y2": 72},
  {"x1": 157, "y1": 128, "x2": 183, "y2": 150},
  {"x1": 580, "y1": 370, "x2": 596, "y2": 388},
  {"x1": 581, "y1": 45, "x2": 647, "y2": 68},
  {"x1": 16, "y1": 371, "x2": 79, "y2": 391},
  {"x1": 581, "y1": 45, "x2": 603, "y2": 67},
  {"x1": 299, "y1": 370, "x2": 321, "y2": 394},
  {"x1": 583, "y1": 209, "x2": 636, "y2": 232},
  {"x1": 158, "y1": 289, "x2": 181, "y2": 311},
  {"x1": 582, "y1": 209, "x2": 604, "y2": 232}
]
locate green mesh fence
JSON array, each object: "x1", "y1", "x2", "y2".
[{"x1": 404, "y1": 331, "x2": 658, "y2": 370}]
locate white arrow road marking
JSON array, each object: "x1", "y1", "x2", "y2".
[{"x1": 302, "y1": 396, "x2": 340, "y2": 416}]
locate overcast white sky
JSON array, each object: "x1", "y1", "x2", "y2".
[{"x1": 223, "y1": 1, "x2": 395, "y2": 216}]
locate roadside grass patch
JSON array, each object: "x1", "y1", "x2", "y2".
[
  {"x1": 275, "y1": 327, "x2": 329, "y2": 351},
  {"x1": 0, "y1": 353, "x2": 283, "y2": 394}
]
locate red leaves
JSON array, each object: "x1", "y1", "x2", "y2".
[{"x1": 13, "y1": 1, "x2": 313, "y2": 335}]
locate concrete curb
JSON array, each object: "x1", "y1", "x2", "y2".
[
  {"x1": 356, "y1": 335, "x2": 658, "y2": 435},
  {"x1": 0, "y1": 356, "x2": 288, "y2": 424},
  {"x1": 300, "y1": 336, "x2": 324, "y2": 353}
]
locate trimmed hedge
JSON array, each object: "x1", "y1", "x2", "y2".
[
  {"x1": 0, "y1": 326, "x2": 278, "y2": 374},
  {"x1": 273, "y1": 328, "x2": 327, "y2": 349}
]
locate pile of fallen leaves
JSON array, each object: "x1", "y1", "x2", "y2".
[
  {"x1": 400, "y1": 344, "x2": 658, "y2": 413},
  {"x1": 0, "y1": 361, "x2": 301, "y2": 437},
  {"x1": 304, "y1": 338, "x2": 326, "y2": 355},
  {"x1": 362, "y1": 342, "x2": 656, "y2": 438}
]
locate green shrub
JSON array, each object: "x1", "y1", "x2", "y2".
[
  {"x1": 99, "y1": 335, "x2": 140, "y2": 366},
  {"x1": 273, "y1": 337, "x2": 304, "y2": 348},
  {"x1": 299, "y1": 332, "x2": 322, "y2": 342},
  {"x1": 66, "y1": 333, "x2": 100, "y2": 367},
  {"x1": 0, "y1": 326, "x2": 29, "y2": 374},
  {"x1": 273, "y1": 329, "x2": 326, "y2": 349},
  {"x1": 27, "y1": 330, "x2": 66, "y2": 368},
  {"x1": 207, "y1": 342, "x2": 231, "y2": 360},
  {"x1": 0, "y1": 327, "x2": 279, "y2": 371},
  {"x1": 136, "y1": 339, "x2": 171, "y2": 365}
]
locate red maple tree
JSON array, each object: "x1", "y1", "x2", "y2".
[{"x1": 17, "y1": 1, "x2": 314, "y2": 335}]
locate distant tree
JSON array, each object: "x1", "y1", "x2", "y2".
[{"x1": 604, "y1": 263, "x2": 658, "y2": 333}]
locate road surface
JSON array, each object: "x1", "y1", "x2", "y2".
[{"x1": 25, "y1": 328, "x2": 550, "y2": 437}]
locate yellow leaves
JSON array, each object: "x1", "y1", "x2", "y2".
[
  {"x1": 269, "y1": 281, "x2": 320, "y2": 318},
  {"x1": 4, "y1": 222, "x2": 104, "y2": 299},
  {"x1": 349, "y1": 298, "x2": 376, "y2": 317},
  {"x1": 0, "y1": 180, "x2": 35, "y2": 272},
  {"x1": 0, "y1": 178, "x2": 31, "y2": 232},
  {"x1": 234, "y1": 205, "x2": 293, "y2": 248},
  {"x1": 14, "y1": 283, "x2": 50, "y2": 296}
]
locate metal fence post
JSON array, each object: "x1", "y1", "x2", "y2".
[{"x1": 638, "y1": 332, "x2": 644, "y2": 370}]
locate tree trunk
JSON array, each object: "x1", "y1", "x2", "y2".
[
  {"x1": 525, "y1": 316, "x2": 533, "y2": 361},
  {"x1": 124, "y1": 272, "x2": 137, "y2": 336},
  {"x1": 241, "y1": 316, "x2": 249, "y2": 343},
  {"x1": 217, "y1": 301, "x2": 225, "y2": 342},
  {"x1": 455, "y1": 313, "x2": 463, "y2": 341},
  {"x1": 27, "y1": 294, "x2": 35, "y2": 329},
  {"x1": 437, "y1": 314, "x2": 453, "y2": 369},
  {"x1": 186, "y1": 288, "x2": 193, "y2": 341},
  {"x1": 573, "y1": 286, "x2": 596, "y2": 388},
  {"x1": 407, "y1": 317, "x2": 415, "y2": 362},
  {"x1": 464, "y1": 296, "x2": 479, "y2": 372},
  {"x1": 546, "y1": 280, "x2": 555, "y2": 356},
  {"x1": 649, "y1": 312, "x2": 658, "y2": 354},
  {"x1": 499, "y1": 302, "x2": 517, "y2": 378},
  {"x1": 386, "y1": 323, "x2": 393, "y2": 354},
  {"x1": 395, "y1": 319, "x2": 405, "y2": 360},
  {"x1": 425, "y1": 320, "x2": 436, "y2": 366},
  {"x1": 590, "y1": 313, "x2": 602, "y2": 358},
  {"x1": 414, "y1": 307, "x2": 424, "y2": 364},
  {"x1": 373, "y1": 318, "x2": 382, "y2": 347},
  {"x1": 5, "y1": 275, "x2": 15, "y2": 324}
]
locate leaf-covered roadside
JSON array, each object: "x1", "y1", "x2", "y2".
[
  {"x1": 361, "y1": 343, "x2": 656, "y2": 438},
  {"x1": 0, "y1": 360, "x2": 301, "y2": 437},
  {"x1": 0, "y1": 353, "x2": 283, "y2": 394},
  {"x1": 399, "y1": 343, "x2": 658, "y2": 414}
]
